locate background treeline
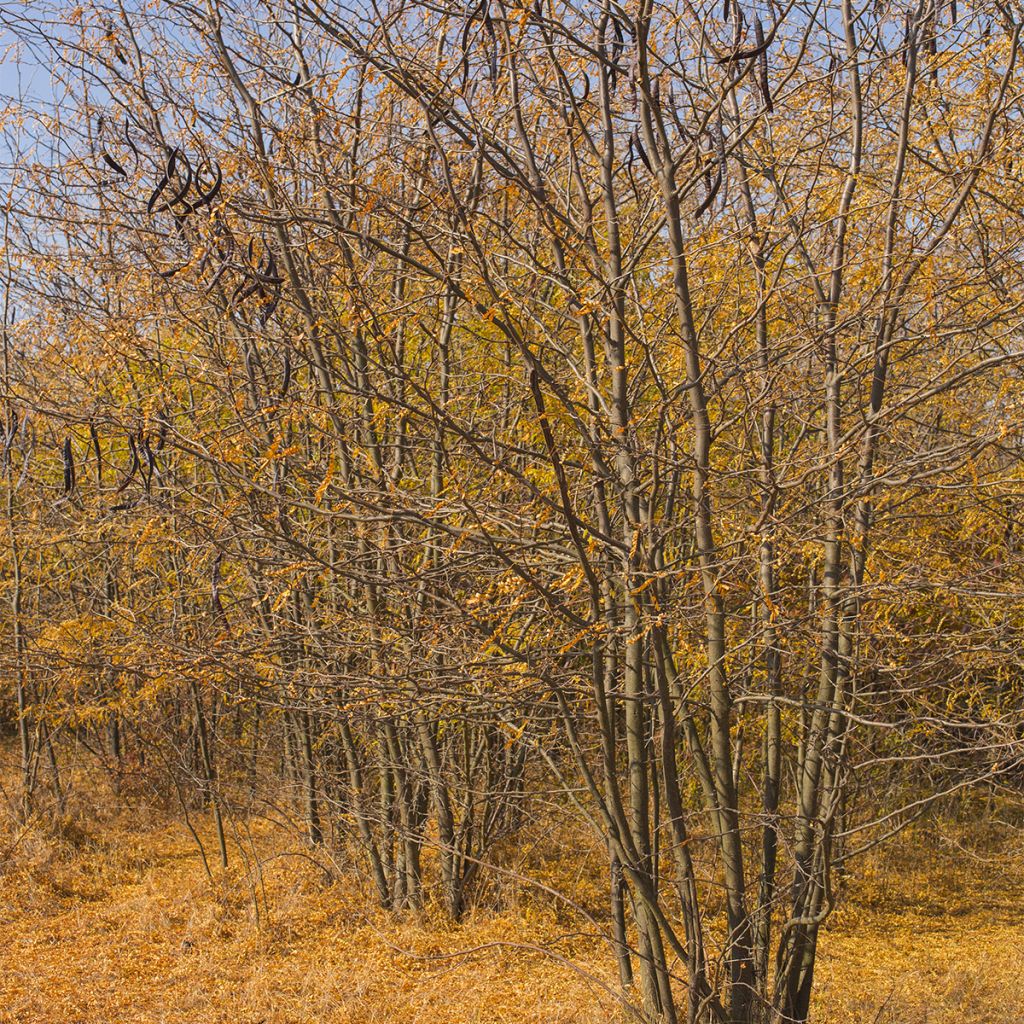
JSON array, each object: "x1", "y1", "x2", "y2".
[{"x1": 1, "y1": 1, "x2": 1024, "y2": 1021}]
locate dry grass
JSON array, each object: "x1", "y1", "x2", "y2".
[{"x1": 1, "y1": 782, "x2": 1022, "y2": 1024}]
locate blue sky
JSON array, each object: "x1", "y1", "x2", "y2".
[{"x1": 1, "y1": 5, "x2": 56, "y2": 107}]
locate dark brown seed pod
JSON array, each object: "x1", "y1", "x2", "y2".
[
  {"x1": 258, "y1": 287, "x2": 281, "y2": 326},
  {"x1": 3, "y1": 412, "x2": 18, "y2": 465},
  {"x1": 695, "y1": 161, "x2": 722, "y2": 218},
  {"x1": 611, "y1": 16, "x2": 624, "y2": 62},
  {"x1": 158, "y1": 259, "x2": 190, "y2": 280},
  {"x1": 117, "y1": 433, "x2": 139, "y2": 493},
  {"x1": 62, "y1": 437, "x2": 75, "y2": 493},
  {"x1": 147, "y1": 147, "x2": 192, "y2": 215},
  {"x1": 632, "y1": 127, "x2": 653, "y2": 173},
  {"x1": 187, "y1": 159, "x2": 222, "y2": 212},
  {"x1": 141, "y1": 436, "x2": 155, "y2": 491},
  {"x1": 102, "y1": 152, "x2": 128, "y2": 181},
  {"x1": 123, "y1": 118, "x2": 139, "y2": 164},
  {"x1": 90, "y1": 422, "x2": 102, "y2": 485},
  {"x1": 484, "y1": 11, "x2": 498, "y2": 81},
  {"x1": 756, "y1": 19, "x2": 773, "y2": 112},
  {"x1": 204, "y1": 260, "x2": 230, "y2": 296},
  {"x1": 280, "y1": 351, "x2": 292, "y2": 399}
]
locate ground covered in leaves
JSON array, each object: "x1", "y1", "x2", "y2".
[{"x1": 1, "y1": 788, "x2": 1021, "y2": 1024}]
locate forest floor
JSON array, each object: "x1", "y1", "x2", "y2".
[{"x1": 1, "y1": 780, "x2": 1022, "y2": 1024}]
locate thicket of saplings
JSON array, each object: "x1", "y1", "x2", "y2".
[{"x1": 2, "y1": 1, "x2": 1024, "y2": 1022}]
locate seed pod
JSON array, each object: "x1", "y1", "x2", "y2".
[
  {"x1": 484, "y1": 11, "x2": 498, "y2": 81},
  {"x1": 259, "y1": 285, "x2": 281, "y2": 326},
  {"x1": 632, "y1": 127, "x2": 653, "y2": 173},
  {"x1": 187, "y1": 159, "x2": 222, "y2": 213},
  {"x1": 147, "y1": 147, "x2": 192, "y2": 215},
  {"x1": 158, "y1": 258, "x2": 190, "y2": 280},
  {"x1": 62, "y1": 437, "x2": 75, "y2": 493},
  {"x1": 755, "y1": 19, "x2": 773, "y2": 112},
  {"x1": 611, "y1": 16, "x2": 624, "y2": 62},
  {"x1": 280, "y1": 351, "x2": 292, "y2": 399},
  {"x1": 141, "y1": 435, "x2": 155, "y2": 492},
  {"x1": 251, "y1": 247, "x2": 284, "y2": 285},
  {"x1": 123, "y1": 117, "x2": 140, "y2": 166},
  {"x1": 148, "y1": 155, "x2": 173, "y2": 214},
  {"x1": 117, "y1": 433, "x2": 139, "y2": 493},
  {"x1": 102, "y1": 152, "x2": 128, "y2": 181},
  {"x1": 695, "y1": 165, "x2": 722, "y2": 218},
  {"x1": 90, "y1": 422, "x2": 102, "y2": 485}
]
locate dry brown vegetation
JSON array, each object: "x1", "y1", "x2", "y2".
[
  {"x1": 3, "y1": 766, "x2": 1021, "y2": 1024},
  {"x1": 3, "y1": 1, "x2": 1024, "y2": 1020}
]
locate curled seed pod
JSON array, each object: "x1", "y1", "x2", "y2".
[
  {"x1": 251, "y1": 246, "x2": 284, "y2": 285},
  {"x1": 204, "y1": 260, "x2": 230, "y2": 296},
  {"x1": 695, "y1": 165, "x2": 722, "y2": 218},
  {"x1": 232, "y1": 275, "x2": 263, "y2": 306},
  {"x1": 213, "y1": 213, "x2": 236, "y2": 260},
  {"x1": 124, "y1": 117, "x2": 140, "y2": 165},
  {"x1": 755, "y1": 19, "x2": 773, "y2": 112},
  {"x1": 259, "y1": 286, "x2": 281, "y2": 326},
  {"x1": 117, "y1": 433, "x2": 139, "y2": 493},
  {"x1": 163, "y1": 150, "x2": 194, "y2": 212},
  {"x1": 280, "y1": 350, "x2": 292, "y2": 399},
  {"x1": 632, "y1": 126, "x2": 653, "y2": 173},
  {"x1": 141, "y1": 435, "x2": 155, "y2": 492},
  {"x1": 102, "y1": 152, "x2": 128, "y2": 181},
  {"x1": 188, "y1": 159, "x2": 222, "y2": 212},
  {"x1": 148, "y1": 157, "x2": 172, "y2": 214},
  {"x1": 460, "y1": 4, "x2": 482, "y2": 90},
  {"x1": 62, "y1": 437, "x2": 76, "y2": 493},
  {"x1": 484, "y1": 11, "x2": 498, "y2": 81},
  {"x1": 90, "y1": 422, "x2": 102, "y2": 485},
  {"x1": 158, "y1": 258, "x2": 190, "y2": 280},
  {"x1": 611, "y1": 16, "x2": 624, "y2": 62},
  {"x1": 147, "y1": 147, "x2": 192, "y2": 215}
]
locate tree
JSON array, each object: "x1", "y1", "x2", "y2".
[{"x1": 2, "y1": 1, "x2": 1023, "y2": 1022}]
